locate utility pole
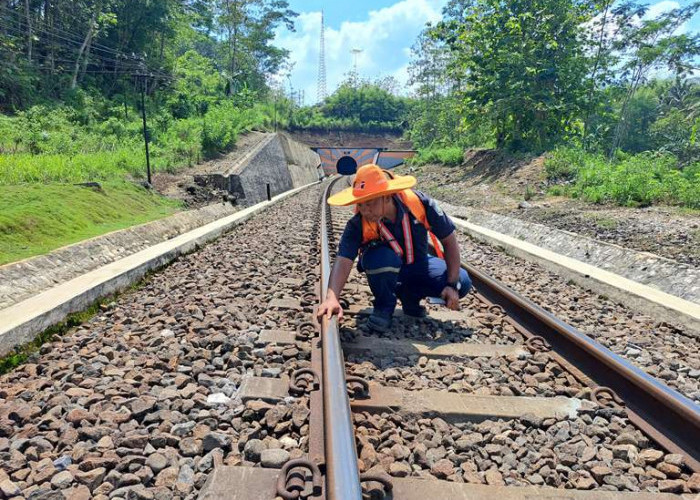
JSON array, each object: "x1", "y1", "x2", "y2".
[{"x1": 134, "y1": 58, "x2": 152, "y2": 186}]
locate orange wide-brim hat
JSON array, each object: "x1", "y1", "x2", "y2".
[{"x1": 327, "y1": 164, "x2": 416, "y2": 206}]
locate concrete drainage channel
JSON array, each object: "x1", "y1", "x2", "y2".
[
  {"x1": 200, "y1": 178, "x2": 699, "y2": 499},
  {"x1": 439, "y1": 203, "x2": 700, "y2": 334}
]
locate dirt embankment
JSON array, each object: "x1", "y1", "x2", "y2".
[
  {"x1": 287, "y1": 130, "x2": 412, "y2": 149},
  {"x1": 399, "y1": 149, "x2": 700, "y2": 266}
]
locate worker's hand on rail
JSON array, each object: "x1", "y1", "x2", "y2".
[
  {"x1": 440, "y1": 286, "x2": 460, "y2": 311},
  {"x1": 317, "y1": 295, "x2": 344, "y2": 320}
]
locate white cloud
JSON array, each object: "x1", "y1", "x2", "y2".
[
  {"x1": 644, "y1": 1, "x2": 680, "y2": 20},
  {"x1": 274, "y1": 0, "x2": 446, "y2": 104}
]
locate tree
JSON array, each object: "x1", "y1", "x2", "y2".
[
  {"x1": 215, "y1": 0, "x2": 296, "y2": 94},
  {"x1": 406, "y1": 30, "x2": 465, "y2": 147},
  {"x1": 435, "y1": 0, "x2": 595, "y2": 151},
  {"x1": 0, "y1": 0, "x2": 295, "y2": 110},
  {"x1": 323, "y1": 80, "x2": 407, "y2": 124},
  {"x1": 608, "y1": 2, "x2": 700, "y2": 156},
  {"x1": 167, "y1": 50, "x2": 223, "y2": 118}
]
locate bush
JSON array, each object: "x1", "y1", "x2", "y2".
[
  {"x1": 544, "y1": 146, "x2": 700, "y2": 209},
  {"x1": 576, "y1": 151, "x2": 698, "y2": 208},
  {"x1": 0, "y1": 98, "x2": 274, "y2": 184},
  {"x1": 544, "y1": 147, "x2": 589, "y2": 181},
  {"x1": 411, "y1": 146, "x2": 464, "y2": 167},
  {"x1": 0, "y1": 148, "x2": 146, "y2": 183}
]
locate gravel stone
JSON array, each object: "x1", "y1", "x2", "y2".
[
  {"x1": 260, "y1": 448, "x2": 291, "y2": 468},
  {"x1": 203, "y1": 432, "x2": 231, "y2": 452},
  {"x1": 244, "y1": 439, "x2": 265, "y2": 462},
  {"x1": 50, "y1": 470, "x2": 73, "y2": 489}
]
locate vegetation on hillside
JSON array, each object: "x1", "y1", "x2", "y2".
[
  {"x1": 288, "y1": 76, "x2": 410, "y2": 133},
  {"x1": 0, "y1": 0, "x2": 297, "y2": 262},
  {"x1": 0, "y1": 182, "x2": 181, "y2": 264},
  {"x1": 404, "y1": 0, "x2": 700, "y2": 209},
  {"x1": 0, "y1": 0, "x2": 297, "y2": 183},
  {"x1": 1, "y1": 0, "x2": 699, "y2": 216}
]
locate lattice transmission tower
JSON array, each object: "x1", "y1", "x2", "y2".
[{"x1": 317, "y1": 10, "x2": 327, "y2": 103}]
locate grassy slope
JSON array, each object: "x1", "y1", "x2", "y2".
[{"x1": 0, "y1": 181, "x2": 182, "y2": 265}]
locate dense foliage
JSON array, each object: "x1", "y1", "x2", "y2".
[
  {"x1": 2, "y1": 0, "x2": 699, "y2": 213},
  {"x1": 0, "y1": 0, "x2": 296, "y2": 110},
  {"x1": 546, "y1": 148, "x2": 700, "y2": 208},
  {"x1": 0, "y1": 97, "x2": 278, "y2": 183},
  {"x1": 407, "y1": 0, "x2": 700, "y2": 160},
  {"x1": 0, "y1": 0, "x2": 297, "y2": 183},
  {"x1": 289, "y1": 76, "x2": 410, "y2": 133}
]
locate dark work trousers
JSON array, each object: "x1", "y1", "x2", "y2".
[{"x1": 358, "y1": 244, "x2": 472, "y2": 318}]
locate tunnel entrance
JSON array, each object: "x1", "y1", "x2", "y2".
[{"x1": 336, "y1": 156, "x2": 358, "y2": 175}]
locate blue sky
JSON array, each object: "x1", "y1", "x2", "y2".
[{"x1": 274, "y1": 0, "x2": 700, "y2": 105}]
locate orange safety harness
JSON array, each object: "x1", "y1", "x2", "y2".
[{"x1": 357, "y1": 181, "x2": 444, "y2": 264}]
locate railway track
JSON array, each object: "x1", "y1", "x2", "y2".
[
  {"x1": 0, "y1": 177, "x2": 698, "y2": 499},
  {"x1": 207, "y1": 177, "x2": 700, "y2": 499}
]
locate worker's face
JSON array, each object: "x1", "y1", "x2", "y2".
[{"x1": 357, "y1": 196, "x2": 387, "y2": 223}]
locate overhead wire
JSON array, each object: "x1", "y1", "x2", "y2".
[
  {"x1": 0, "y1": 29, "x2": 177, "y2": 83},
  {"x1": 0, "y1": 4, "x2": 131, "y2": 58},
  {"x1": 1, "y1": 15, "x2": 133, "y2": 65},
  {"x1": 0, "y1": 6, "x2": 175, "y2": 79}
]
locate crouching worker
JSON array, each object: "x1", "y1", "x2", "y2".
[{"x1": 316, "y1": 164, "x2": 472, "y2": 332}]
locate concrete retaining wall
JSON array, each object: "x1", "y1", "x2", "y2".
[
  {"x1": 442, "y1": 204, "x2": 699, "y2": 305},
  {"x1": 279, "y1": 133, "x2": 322, "y2": 188},
  {"x1": 198, "y1": 133, "x2": 320, "y2": 206}
]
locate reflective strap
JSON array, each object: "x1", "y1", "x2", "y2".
[
  {"x1": 430, "y1": 232, "x2": 444, "y2": 259},
  {"x1": 401, "y1": 213, "x2": 414, "y2": 264},
  {"x1": 378, "y1": 221, "x2": 403, "y2": 257},
  {"x1": 365, "y1": 266, "x2": 401, "y2": 275}
]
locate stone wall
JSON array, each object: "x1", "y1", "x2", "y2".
[{"x1": 0, "y1": 203, "x2": 237, "y2": 310}]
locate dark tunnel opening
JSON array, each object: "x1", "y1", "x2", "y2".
[{"x1": 336, "y1": 156, "x2": 358, "y2": 175}]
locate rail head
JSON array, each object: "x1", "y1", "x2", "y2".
[
  {"x1": 465, "y1": 262, "x2": 700, "y2": 471},
  {"x1": 320, "y1": 178, "x2": 363, "y2": 500}
]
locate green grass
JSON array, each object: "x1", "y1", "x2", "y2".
[
  {"x1": 545, "y1": 147, "x2": 700, "y2": 209},
  {"x1": 410, "y1": 146, "x2": 464, "y2": 167},
  {"x1": 0, "y1": 100, "x2": 275, "y2": 184},
  {"x1": 0, "y1": 99, "x2": 276, "y2": 266},
  {"x1": 0, "y1": 181, "x2": 182, "y2": 265},
  {"x1": 0, "y1": 148, "x2": 146, "y2": 184}
]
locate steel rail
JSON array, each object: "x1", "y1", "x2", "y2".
[
  {"x1": 464, "y1": 262, "x2": 700, "y2": 471},
  {"x1": 320, "y1": 179, "x2": 363, "y2": 500}
]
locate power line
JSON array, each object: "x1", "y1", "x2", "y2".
[
  {"x1": 0, "y1": 4, "x2": 128, "y2": 58},
  {"x1": 1, "y1": 20, "x2": 131, "y2": 67},
  {"x1": 0, "y1": 7, "x2": 176, "y2": 82},
  {"x1": 1, "y1": 17, "x2": 175, "y2": 82},
  {"x1": 0, "y1": 17, "x2": 132, "y2": 66}
]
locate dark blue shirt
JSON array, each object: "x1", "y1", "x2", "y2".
[{"x1": 337, "y1": 190, "x2": 455, "y2": 262}]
